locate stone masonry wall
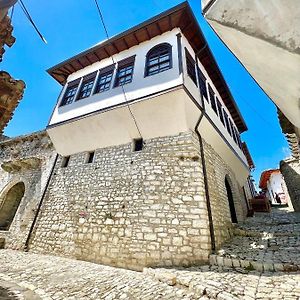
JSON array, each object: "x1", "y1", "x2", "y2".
[
  {"x1": 0, "y1": 131, "x2": 55, "y2": 249},
  {"x1": 29, "y1": 131, "x2": 247, "y2": 270},
  {"x1": 280, "y1": 158, "x2": 300, "y2": 212},
  {"x1": 203, "y1": 141, "x2": 248, "y2": 248}
]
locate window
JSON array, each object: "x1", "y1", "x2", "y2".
[
  {"x1": 94, "y1": 64, "x2": 115, "y2": 94},
  {"x1": 185, "y1": 49, "x2": 197, "y2": 85},
  {"x1": 197, "y1": 67, "x2": 208, "y2": 100},
  {"x1": 77, "y1": 72, "x2": 97, "y2": 100},
  {"x1": 145, "y1": 43, "x2": 172, "y2": 76},
  {"x1": 133, "y1": 138, "x2": 143, "y2": 152},
  {"x1": 114, "y1": 56, "x2": 135, "y2": 87},
  {"x1": 60, "y1": 79, "x2": 80, "y2": 106},
  {"x1": 223, "y1": 110, "x2": 232, "y2": 137},
  {"x1": 61, "y1": 156, "x2": 70, "y2": 168},
  {"x1": 216, "y1": 98, "x2": 225, "y2": 125},
  {"x1": 208, "y1": 84, "x2": 217, "y2": 115},
  {"x1": 234, "y1": 127, "x2": 243, "y2": 149},
  {"x1": 229, "y1": 120, "x2": 238, "y2": 144},
  {"x1": 86, "y1": 151, "x2": 95, "y2": 164}
]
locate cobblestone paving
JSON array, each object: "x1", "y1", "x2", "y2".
[
  {"x1": 0, "y1": 208, "x2": 299, "y2": 299},
  {"x1": 212, "y1": 208, "x2": 300, "y2": 272}
]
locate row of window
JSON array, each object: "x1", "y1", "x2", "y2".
[
  {"x1": 60, "y1": 43, "x2": 173, "y2": 107},
  {"x1": 61, "y1": 138, "x2": 144, "y2": 168},
  {"x1": 185, "y1": 48, "x2": 243, "y2": 150}
]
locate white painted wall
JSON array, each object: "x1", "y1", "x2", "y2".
[
  {"x1": 203, "y1": 1, "x2": 300, "y2": 134},
  {"x1": 49, "y1": 29, "x2": 182, "y2": 126},
  {"x1": 181, "y1": 34, "x2": 245, "y2": 160},
  {"x1": 267, "y1": 172, "x2": 286, "y2": 204}
]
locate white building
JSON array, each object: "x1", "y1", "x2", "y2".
[
  {"x1": 17, "y1": 2, "x2": 255, "y2": 269},
  {"x1": 259, "y1": 169, "x2": 290, "y2": 205}
]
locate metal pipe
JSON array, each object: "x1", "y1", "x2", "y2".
[
  {"x1": 24, "y1": 153, "x2": 58, "y2": 251},
  {"x1": 194, "y1": 45, "x2": 216, "y2": 252}
]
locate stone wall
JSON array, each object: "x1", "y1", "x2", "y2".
[
  {"x1": 280, "y1": 158, "x2": 300, "y2": 212},
  {"x1": 0, "y1": 131, "x2": 55, "y2": 249},
  {"x1": 203, "y1": 141, "x2": 247, "y2": 248},
  {"x1": 29, "y1": 131, "x2": 246, "y2": 270}
]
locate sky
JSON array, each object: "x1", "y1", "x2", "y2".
[{"x1": 1, "y1": 0, "x2": 290, "y2": 186}]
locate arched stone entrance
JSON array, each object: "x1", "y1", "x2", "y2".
[
  {"x1": 0, "y1": 182, "x2": 25, "y2": 230},
  {"x1": 225, "y1": 176, "x2": 238, "y2": 223}
]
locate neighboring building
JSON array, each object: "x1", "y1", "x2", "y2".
[
  {"x1": 0, "y1": 0, "x2": 25, "y2": 135},
  {"x1": 201, "y1": 0, "x2": 300, "y2": 212},
  {"x1": 0, "y1": 2, "x2": 254, "y2": 270},
  {"x1": 259, "y1": 169, "x2": 290, "y2": 206}
]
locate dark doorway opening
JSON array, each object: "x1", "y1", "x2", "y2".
[
  {"x1": 0, "y1": 182, "x2": 25, "y2": 230},
  {"x1": 225, "y1": 177, "x2": 238, "y2": 223}
]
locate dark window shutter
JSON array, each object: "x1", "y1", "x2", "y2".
[
  {"x1": 99, "y1": 64, "x2": 115, "y2": 75},
  {"x1": 118, "y1": 55, "x2": 136, "y2": 67}
]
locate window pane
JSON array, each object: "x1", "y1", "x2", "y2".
[
  {"x1": 146, "y1": 44, "x2": 172, "y2": 77},
  {"x1": 77, "y1": 78, "x2": 95, "y2": 100},
  {"x1": 186, "y1": 53, "x2": 197, "y2": 85},
  {"x1": 115, "y1": 63, "x2": 134, "y2": 87},
  {"x1": 61, "y1": 85, "x2": 78, "y2": 106},
  {"x1": 216, "y1": 98, "x2": 225, "y2": 125},
  {"x1": 95, "y1": 72, "x2": 113, "y2": 94},
  {"x1": 208, "y1": 85, "x2": 218, "y2": 114}
]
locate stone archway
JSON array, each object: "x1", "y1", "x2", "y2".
[
  {"x1": 0, "y1": 182, "x2": 25, "y2": 230},
  {"x1": 225, "y1": 176, "x2": 238, "y2": 223}
]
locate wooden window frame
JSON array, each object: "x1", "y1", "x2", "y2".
[
  {"x1": 197, "y1": 66, "x2": 208, "y2": 101},
  {"x1": 208, "y1": 84, "x2": 218, "y2": 115},
  {"x1": 145, "y1": 43, "x2": 172, "y2": 77},
  {"x1": 185, "y1": 48, "x2": 197, "y2": 86},
  {"x1": 59, "y1": 79, "x2": 81, "y2": 107},
  {"x1": 94, "y1": 64, "x2": 115, "y2": 94},
  {"x1": 114, "y1": 56, "x2": 136, "y2": 88},
  {"x1": 216, "y1": 98, "x2": 225, "y2": 125}
]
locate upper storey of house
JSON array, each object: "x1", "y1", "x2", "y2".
[{"x1": 47, "y1": 2, "x2": 250, "y2": 178}]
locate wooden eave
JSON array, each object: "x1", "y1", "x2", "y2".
[{"x1": 47, "y1": 1, "x2": 247, "y2": 133}]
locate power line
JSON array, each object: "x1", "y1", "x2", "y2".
[
  {"x1": 19, "y1": 0, "x2": 47, "y2": 44},
  {"x1": 93, "y1": 0, "x2": 143, "y2": 139},
  {"x1": 10, "y1": 5, "x2": 14, "y2": 20}
]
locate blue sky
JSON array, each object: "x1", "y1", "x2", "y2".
[{"x1": 2, "y1": 0, "x2": 289, "y2": 185}]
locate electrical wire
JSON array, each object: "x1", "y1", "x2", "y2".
[
  {"x1": 93, "y1": 0, "x2": 143, "y2": 139},
  {"x1": 18, "y1": 0, "x2": 47, "y2": 44},
  {"x1": 10, "y1": 5, "x2": 14, "y2": 20}
]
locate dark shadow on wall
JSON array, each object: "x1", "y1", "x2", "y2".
[
  {"x1": 0, "y1": 182, "x2": 25, "y2": 230},
  {"x1": 280, "y1": 160, "x2": 300, "y2": 212}
]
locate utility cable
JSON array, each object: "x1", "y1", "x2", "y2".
[
  {"x1": 10, "y1": 5, "x2": 14, "y2": 20},
  {"x1": 19, "y1": 0, "x2": 47, "y2": 44},
  {"x1": 93, "y1": 0, "x2": 143, "y2": 139}
]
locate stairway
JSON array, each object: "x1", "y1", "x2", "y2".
[{"x1": 210, "y1": 207, "x2": 300, "y2": 273}]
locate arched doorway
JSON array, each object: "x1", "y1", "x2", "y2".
[
  {"x1": 0, "y1": 182, "x2": 25, "y2": 230},
  {"x1": 225, "y1": 177, "x2": 238, "y2": 223}
]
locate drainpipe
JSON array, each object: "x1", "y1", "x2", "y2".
[
  {"x1": 24, "y1": 153, "x2": 58, "y2": 251},
  {"x1": 194, "y1": 44, "x2": 216, "y2": 252}
]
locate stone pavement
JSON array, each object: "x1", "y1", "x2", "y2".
[
  {"x1": 0, "y1": 208, "x2": 299, "y2": 299},
  {"x1": 211, "y1": 207, "x2": 300, "y2": 272}
]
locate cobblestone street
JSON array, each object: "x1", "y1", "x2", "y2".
[{"x1": 0, "y1": 208, "x2": 299, "y2": 300}]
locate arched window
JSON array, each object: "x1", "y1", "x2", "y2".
[{"x1": 145, "y1": 43, "x2": 172, "y2": 77}]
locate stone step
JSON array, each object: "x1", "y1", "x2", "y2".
[
  {"x1": 210, "y1": 234, "x2": 300, "y2": 273},
  {"x1": 234, "y1": 226, "x2": 300, "y2": 238},
  {"x1": 209, "y1": 254, "x2": 300, "y2": 273}
]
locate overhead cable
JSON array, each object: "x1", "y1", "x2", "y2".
[
  {"x1": 93, "y1": 0, "x2": 143, "y2": 139},
  {"x1": 19, "y1": 0, "x2": 47, "y2": 44}
]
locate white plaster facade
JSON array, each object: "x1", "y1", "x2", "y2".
[
  {"x1": 47, "y1": 28, "x2": 249, "y2": 185},
  {"x1": 202, "y1": 0, "x2": 300, "y2": 136}
]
